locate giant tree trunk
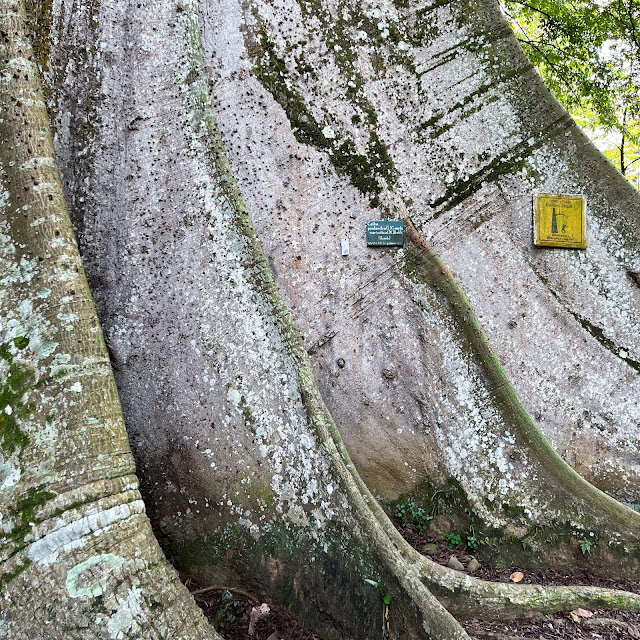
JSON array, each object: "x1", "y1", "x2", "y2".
[
  {"x1": 4, "y1": 0, "x2": 640, "y2": 638},
  {"x1": 194, "y1": 0, "x2": 640, "y2": 558},
  {"x1": 196, "y1": 0, "x2": 640, "y2": 508}
]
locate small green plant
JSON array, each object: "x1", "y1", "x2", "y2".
[
  {"x1": 394, "y1": 500, "x2": 432, "y2": 531},
  {"x1": 578, "y1": 538, "x2": 592, "y2": 554},
  {"x1": 364, "y1": 579, "x2": 391, "y2": 639},
  {"x1": 573, "y1": 530, "x2": 597, "y2": 554},
  {"x1": 465, "y1": 521, "x2": 490, "y2": 551},
  {"x1": 444, "y1": 533, "x2": 462, "y2": 549}
]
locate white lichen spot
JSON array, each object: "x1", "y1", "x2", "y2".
[
  {"x1": 227, "y1": 387, "x2": 242, "y2": 407},
  {"x1": 0, "y1": 458, "x2": 21, "y2": 490},
  {"x1": 322, "y1": 125, "x2": 336, "y2": 140},
  {"x1": 106, "y1": 586, "x2": 147, "y2": 639},
  {"x1": 66, "y1": 554, "x2": 125, "y2": 598}
]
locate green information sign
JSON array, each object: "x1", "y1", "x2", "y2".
[{"x1": 366, "y1": 220, "x2": 404, "y2": 247}]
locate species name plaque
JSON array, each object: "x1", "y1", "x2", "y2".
[
  {"x1": 366, "y1": 220, "x2": 404, "y2": 247},
  {"x1": 534, "y1": 194, "x2": 586, "y2": 249}
]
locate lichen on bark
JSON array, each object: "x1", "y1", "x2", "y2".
[{"x1": 8, "y1": 0, "x2": 640, "y2": 637}]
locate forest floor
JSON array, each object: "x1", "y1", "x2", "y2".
[
  {"x1": 182, "y1": 520, "x2": 640, "y2": 640},
  {"x1": 399, "y1": 521, "x2": 640, "y2": 640}
]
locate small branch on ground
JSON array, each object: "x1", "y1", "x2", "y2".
[{"x1": 189, "y1": 585, "x2": 261, "y2": 604}]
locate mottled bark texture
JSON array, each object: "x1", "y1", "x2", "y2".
[
  {"x1": 195, "y1": 0, "x2": 640, "y2": 567},
  {"x1": 0, "y1": 2, "x2": 220, "y2": 638},
  {"x1": 8, "y1": 0, "x2": 640, "y2": 637}
]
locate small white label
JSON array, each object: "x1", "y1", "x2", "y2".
[{"x1": 341, "y1": 238, "x2": 350, "y2": 256}]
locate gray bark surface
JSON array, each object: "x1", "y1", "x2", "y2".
[
  {"x1": 37, "y1": 0, "x2": 640, "y2": 580},
  {"x1": 23, "y1": 0, "x2": 474, "y2": 637},
  {"x1": 196, "y1": 0, "x2": 640, "y2": 510},
  {"x1": 9, "y1": 0, "x2": 640, "y2": 637},
  {"x1": 0, "y1": 2, "x2": 221, "y2": 638}
]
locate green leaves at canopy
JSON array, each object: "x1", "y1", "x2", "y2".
[{"x1": 502, "y1": 0, "x2": 640, "y2": 177}]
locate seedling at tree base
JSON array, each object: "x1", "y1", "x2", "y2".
[
  {"x1": 365, "y1": 579, "x2": 391, "y2": 639},
  {"x1": 394, "y1": 501, "x2": 433, "y2": 531},
  {"x1": 444, "y1": 533, "x2": 462, "y2": 549}
]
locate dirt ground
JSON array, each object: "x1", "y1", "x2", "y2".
[
  {"x1": 398, "y1": 521, "x2": 640, "y2": 640},
  {"x1": 182, "y1": 520, "x2": 640, "y2": 640}
]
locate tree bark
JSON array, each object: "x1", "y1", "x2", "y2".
[
  {"x1": 6, "y1": 0, "x2": 640, "y2": 637},
  {"x1": 196, "y1": 0, "x2": 640, "y2": 555},
  {"x1": 0, "y1": 2, "x2": 221, "y2": 638},
  {"x1": 195, "y1": 0, "x2": 640, "y2": 510}
]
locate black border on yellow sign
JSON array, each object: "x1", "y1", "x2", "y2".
[{"x1": 533, "y1": 193, "x2": 587, "y2": 249}]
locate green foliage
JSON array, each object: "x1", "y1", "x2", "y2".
[
  {"x1": 444, "y1": 533, "x2": 462, "y2": 549},
  {"x1": 364, "y1": 579, "x2": 391, "y2": 639},
  {"x1": 394, "y1": 500, "x2": 433, "y2": 531},
  {"x1": 578, "y1": 538, "x2": 592, "y2": 554},
  {"x1": 564, "y1": 528, "x2": 599, "y2": 554},
  {"x1": 574, "y1": 530, "x2": 598, "y2": 554},
  {"x1": 465, "y1": 520, "x2": 491, "y2": 551},
  {"x1": 364, "y1": 579, "x2": 391, "y2": 605},
  {"x1": 210, "y1": 590, "x2": 245, "y2": 630},
  {"x1": 502, "y1": 0, "x2": 640, "y2": 185}
]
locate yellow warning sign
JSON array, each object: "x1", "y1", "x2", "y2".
[{"x1": 534, "y1": 194, "x2": 586, "y2": 249}]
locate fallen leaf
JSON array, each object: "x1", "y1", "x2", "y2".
[
  {"x1": 266, "y1": 633, "x2": 279, "y2": 640},
  {"x1": 570, "y1": 608, "x2": 593, "y2": 618},
  {"x1": 628, "y1": 623, "x2": 640, "y2": 639},
  {"x1": 509, "y1": 571, "x2": 523, "y2": 583},
  {"x1": 569, "y1": 612, "x2": 580, "y2": 623},
  {"x1": 248, "y1": 603, "x2": 271, "y2": 635}
]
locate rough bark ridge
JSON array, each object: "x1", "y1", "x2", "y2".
[
  {"x1": 0, "y1": 2, "x2": 220, "y2": 638},
  {"x1": 7, "y1": 0, "x2": 640, "y2": 637}
]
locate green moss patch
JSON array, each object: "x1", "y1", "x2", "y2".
[
  {"x1": 0, "y1": 341, "x2": 35, "y2": 455},
  {"x1": 3, "y1": 484, "x2": 56, "y2": 548},
  {"x1": 251, "y1": 28, "x2": 395, "y2": 206}
]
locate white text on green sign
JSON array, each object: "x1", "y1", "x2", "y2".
[{"x1": 366, "y1": 220, "x2": 404, "y2": 247}]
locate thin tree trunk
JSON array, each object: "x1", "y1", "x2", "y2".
[{"x1": 621, "y1": 107, "x2": 627, "y2": 175}]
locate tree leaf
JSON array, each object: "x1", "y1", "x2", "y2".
[
  {"x1": 571, "y1": 608, "x2": 593, "y2": 618},
  {"x1": 365, "y1": 579, "x2": 391, "y2": 603},
  {"x1": 509, "y1": 571, "x2": 524, "y2": 583}
]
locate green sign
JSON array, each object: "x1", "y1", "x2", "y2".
[{"x1": 366, "y1": 220, "x2": 404, "y2": 247}]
